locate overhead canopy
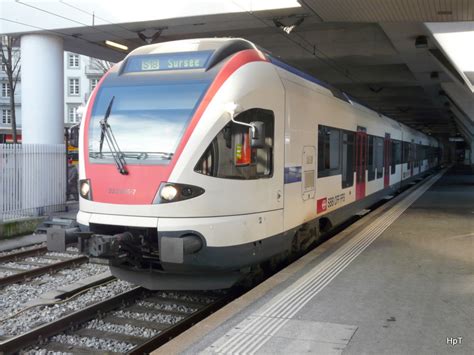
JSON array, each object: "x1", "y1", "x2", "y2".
[{"x1": 1, "y1": 0, "x2": 474, "y2": 142}]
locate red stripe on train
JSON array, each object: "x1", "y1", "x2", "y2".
[{"x1": 83, "y1": 49, "x2": 267, "y2": 204}]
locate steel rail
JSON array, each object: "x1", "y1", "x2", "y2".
[
  {"x1": 0, "y1": 246, "x2": 48, "y2": 263},
  {"x1": 0, "y1": 255, "x2": 88, "y2": 288},
  {"x1": 129, "y1": 294, "x2": 234, "y2": 354},
  {"x1": 0, "y1": 287, "x2": 234, "y2": 354},
  {"x1": 0, "y1": 287, "x2": 145, "y2": 354}
]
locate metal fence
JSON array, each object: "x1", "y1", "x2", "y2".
[{"x1": 0, "y1": 144, "x2": 66, "y2": 222}]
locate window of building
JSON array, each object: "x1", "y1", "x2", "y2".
[
  {"x1": 68, "y1": 105, "x2": 80, "y2": 123},
  {"x1": 318, "y1": 125, "x2": 341, "y2": 177},
  {"x1": 1, "y1": 63, "x2": 6, "y2": 72},
  {"x1": 2, "y1": 109, "x2": 12, "y2": 124},
  {"x1": 374, "y1": 136, "x2": 384, "y2": 179},
  {"x1": 341, "y1": 131, "x2": 354, "y2": 188},
  {"x1": 68, "y1": 53, "x2": 80, "y2": 68},
  {"x1": 2, "y1": 83, "x2": 11, "y2": 97},
  {"x1": 195, "y1": 108, "x2": 274, "y2": 179},
  {"x1": 90, "y1": 78, "x2": 99, "y2": 92},
  {"x1": 68, "y1": 78, "x2": 80, "y2": 96}
]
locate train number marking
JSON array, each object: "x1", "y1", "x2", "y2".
[
  {"x1": 108, "y1": 188, "x2": 137, "y2": 195},
  {"x1": 141, "y1": 59, "x2": 160, "y2": 71}
]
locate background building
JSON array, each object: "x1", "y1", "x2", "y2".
[
  {"x1": 64, "y1": 52, "x2": 108, "y2": 127},
  {"x1": 0, "y1": 49, "x2": 110, "y2": 142},
  {"x1": 0, "y1": 44, "x2": 21, "y2": 143}
]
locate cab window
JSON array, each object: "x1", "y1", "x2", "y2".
[{"x1": 194, "y1": 108, "x2": 274, "y2": 179}]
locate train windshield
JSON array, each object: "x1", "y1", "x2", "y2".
[{"x1": 88, "y1": 81, "x2": 209, "y2": 164}]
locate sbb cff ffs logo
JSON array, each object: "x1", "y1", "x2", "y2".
[{"x1": 317, "y1": 198, "x2": 327, "y2": 213}]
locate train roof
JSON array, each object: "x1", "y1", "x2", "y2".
[{"x1": 126, "y1": 38, "x2": 436, "y2": 144}]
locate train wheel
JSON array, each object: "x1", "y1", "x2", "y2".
[{"x1": 290, "y1": 224, "x2": 319, "y2": 260}]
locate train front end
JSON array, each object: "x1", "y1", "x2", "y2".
[{"x1": 77, "y1": 39, "x2": 285, "y2": 290}]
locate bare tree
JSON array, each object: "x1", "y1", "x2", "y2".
[
  {"x1": 0, "y1": 36, "x2": 21, "y2": 143},
  {"x1": 89, "y1": 57, "x2": 114, "y2": 75}
]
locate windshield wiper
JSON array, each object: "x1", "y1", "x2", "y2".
[
  {"x1": 149, "y1": 152, "x2": 174, "y2": 160},
  {"x1": 120, "y1": 152, "x2": 174, "y2": 160},
  {"x1": 99, "y1": 96, "x2": 128, "y2": 175}
]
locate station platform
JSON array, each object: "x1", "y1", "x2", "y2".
[
  {"x1": 0, "y1": 202, "x2": 79, "y2": 252},
  {"x1": 155, "y1": 166, "x2": 474, "y2": 355}
]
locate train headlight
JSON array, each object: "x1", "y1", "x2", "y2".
[
  {"x1": 154, "y1": 183, "x2": 205, "y2": 204},
  {"x1": 79, "y1": 179, "x2": 92, "y2": 200},
  {"x1": 160, "y1": 185, "x2": 178, "y2": 201}
]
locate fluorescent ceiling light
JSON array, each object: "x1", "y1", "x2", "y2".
[
  {"x1": 105, "y1": 40, "x2": 128, "y2": 51},
  {"x1": 435, "y1": 31, "x2": 474, "y2": 72},
  {"x1": 427, "y1": 23, "x2": 474, "y2": 92},
  {"x1": 233, "y1": 0, "x2": 300, "y2": 12}
]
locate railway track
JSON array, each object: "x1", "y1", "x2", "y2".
[
  {"x1": 0, "y1": 245, "x2": 47, "y2": 263},
  {"x1": 1, "y1": 285, "x2": 231, "y2": 354},
  {"x1": 0, "y1": 246, "x2": 87, "y2": 288}
]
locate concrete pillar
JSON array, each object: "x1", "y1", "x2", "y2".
[
  {"x1": 21, "y1": 34, "x2": 64, "y2": 144},
  {"x1": 20, "y1": 35, "x2": 66, "y2": 214}
]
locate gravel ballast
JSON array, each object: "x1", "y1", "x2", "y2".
[
  {"x1": 112, "y1": 309, "x2": 185, "y2": 325},
  {"x1": 49, "y1": 334, "x2": 136, "y2": 353},
  {"x1": 85, "y1": 319, "x2": 158, "y2": 338},
  {"x1": 0, "y1": 279, "x2": 133, "y2": 336},
  {"x1": 154, "y1": 291, "x2": 217, "y2": 304},
  {"x1": 137, "y1": 300, "x2": 197, "y2": 314},
  {"x1": 0, "y1": 263, "x2": 108, "y2": 322}
]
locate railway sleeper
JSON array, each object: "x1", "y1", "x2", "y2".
[
  {"x1": 74, "y1": 327, "x2": 146, "y2": 345},
  {"x1": 43, "y1": 341, "x2": 116, "y2": 355}
]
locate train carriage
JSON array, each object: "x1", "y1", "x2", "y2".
[{"x1": 75, "y1": 38, "x2": 440, "y2": 290}]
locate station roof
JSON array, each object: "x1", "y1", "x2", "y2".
[{"x1": 2, "y1": 0, "x2": 474, "y2": 142}]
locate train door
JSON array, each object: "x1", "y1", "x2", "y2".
[
  {"x1": 302, "y1": 146, "x2": 316, "y2": 201},
  {"x1": 355, "y1": 127, "x2": 367, "y2": 200},
  {"x1": 384, "y1": 133, "x2": 391, "y2": 188},
  {"x1": 410, "y1": 141, "x2": 414, "y2": 176}
]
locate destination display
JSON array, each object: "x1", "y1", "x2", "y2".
[{"x1": 125, "y1": 50, "x2": 213, "y2": 73}]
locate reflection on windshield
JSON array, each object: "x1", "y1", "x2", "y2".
[{"x1": 88, "y1": 82, "x2": 209, "y2": 163}]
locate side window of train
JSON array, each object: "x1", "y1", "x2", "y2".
[
  {"x1": 429, "y1": 146, "x2": 435, "y2": 163},
  {"x1": 368, "y1": 135, "x2": 375, "y2": 181},
  {"x1": 402, "y1": 141, "x2": 409, "y2": 164},
  {"x1": 391, "y1": 140, "x2": 401, "y2": 174},
  {"x1": 317, "y1": 125, "x2": 341, "y2": 178},
  {"x1": 341, "y1": 131, "x2": 354, "y2": 188},
  {"x1": 194, "y1": 108, "x2": 274, "y2": 180},
  {"x1": 374, "y1": 136, "x2": 384, "y2": 179},
  {"x1": 414, "y1": 144, "x2": 420, "y2": 168}
]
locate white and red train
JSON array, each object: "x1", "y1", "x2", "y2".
[{"x1": 76, "y1": 38, "x2": 440, "y2": 290}]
